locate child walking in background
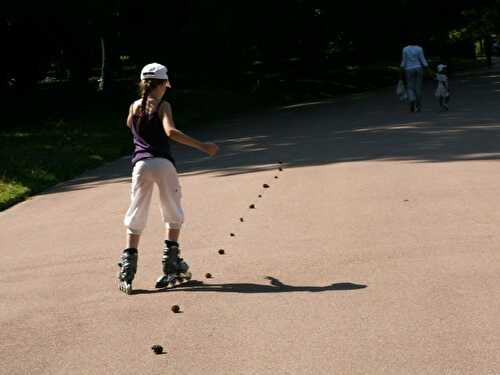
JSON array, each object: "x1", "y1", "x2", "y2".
[
  {"x1": 435, "y1": 64, "x2": 450, "y2": 111},
  {"x1": 118, "y1": 63, "x2": 219, "y2": 294}
]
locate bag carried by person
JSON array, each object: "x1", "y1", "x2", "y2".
[{"x1": 396, "y1": 80, "x2": 408, "y2": 103}]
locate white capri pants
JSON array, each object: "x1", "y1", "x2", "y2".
[{"x1": 124, "y1": 158, "x2": 184, "y2": 234}]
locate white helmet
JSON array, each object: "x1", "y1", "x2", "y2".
[{"x1": 140, "y1": 63, "x2": 169, "y2": 80}]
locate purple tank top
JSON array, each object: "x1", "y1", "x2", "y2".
[{"x1": 130, "y1": 101, "x2": 175, "y2": 167}]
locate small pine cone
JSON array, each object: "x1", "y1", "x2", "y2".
[{"x1": 151, "y1": 345, "x2": 164, "y2": 354}]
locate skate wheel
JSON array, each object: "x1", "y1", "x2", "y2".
[
  {"x1": 176, "y1": 272, "x2": 191, "y2": 283},
  {"x1": 119, "y1": 281, "x2": 133, "y2": 295}
]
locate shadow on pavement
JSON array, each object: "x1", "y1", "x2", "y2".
[
  {"x1": 41, "y1": 72, "x2": 500, "y2": 195},
  {"x1": 132, "y1": 276, "x2": 367, "y2": 295}
]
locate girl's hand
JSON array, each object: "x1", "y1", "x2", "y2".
[{"x1": 203, "y1": 142, "x2": 219, "y2": 156}]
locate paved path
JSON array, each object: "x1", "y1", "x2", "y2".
[{"x1": 2, "y1": 71, "x2": 500, "y2": 374}]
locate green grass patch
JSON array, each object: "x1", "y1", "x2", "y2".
[
  {"x1": 0, "y1": 109, "x2": 131, "y2": 211},
  {"x1": 0, "y1": 180, "x2": 30, "y2": 211}
]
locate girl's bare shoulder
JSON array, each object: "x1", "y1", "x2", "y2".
[
  {"x1": 159, "y1": 100, "x2": 173, "y2": 114},
  {"x1": 128, "y1": 99, "x2": 144, "y2": 116},
  {"x1": 131, "y1": 99, "x2": 142, "y2": 111}
]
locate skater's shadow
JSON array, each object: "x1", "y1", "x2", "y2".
[{"x1": 133, "y1": 276, "x2": 366, "y2": 295}]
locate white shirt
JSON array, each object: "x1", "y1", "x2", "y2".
[
  {"x1": 401, "y1": 45, "x2": 428, "y2": 70},
  {"x1": 436, "y1": 73, "x2": 448, "y2": 83}
]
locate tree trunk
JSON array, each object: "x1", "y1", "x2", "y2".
[{"x1": 98, "y1": 36, "x2": 106, "y2": 92}]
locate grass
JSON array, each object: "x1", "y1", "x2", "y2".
[
  {"x1": 0, "y1": 181, "x2": 29, "y2": 209},
  {"x1": 0, "y1": 114, "x2": 131, "y2": 211}
]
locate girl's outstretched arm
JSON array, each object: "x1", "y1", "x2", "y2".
[{"x1": 160, "y1": 101, "x2": 219, "y2": 156}]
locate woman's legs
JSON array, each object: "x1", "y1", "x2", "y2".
[
  {"x1": 405, "y1": 68, "x2": 424, "y2": 112},
  {"x1": 414, "y1": 68, "x2": 424, "y2": 110},
  {"x1": 405, "y1": 69, "x2": 416, "y2": 111}
]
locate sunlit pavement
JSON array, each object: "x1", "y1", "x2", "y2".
[{"x1": 2, "y1": 70, "x2": 500, "y2": 374}]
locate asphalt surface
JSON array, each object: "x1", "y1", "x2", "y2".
[{"x1": 2, "y1": 69, "x2": 500, "y2": 374}]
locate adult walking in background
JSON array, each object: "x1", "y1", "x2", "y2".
[{"x1": 401, "y1": 43, "x2": 429, "y2": 112}]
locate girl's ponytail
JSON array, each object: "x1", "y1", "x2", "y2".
[
  {"x1": 136, "y1": 80, "x2": 152, "y2": 132},
  {"x1": 136, "y1": 79, "x2": 165, "y2": 133}
]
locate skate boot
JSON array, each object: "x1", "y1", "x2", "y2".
[
  {"x1": 117, "y1": 248, "x2": 138, "y2": 295},
  {"x1": 155, "y1": 241, "x2": 192, "y2": 289}
]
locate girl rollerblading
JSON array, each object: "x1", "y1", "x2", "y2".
[{"x1": 118, "y1": 63, "x2": 218, "y2": 294}]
